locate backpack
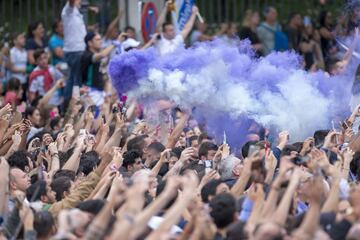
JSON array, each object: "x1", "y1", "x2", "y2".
[{"x1": 261, "y1": 23, "x2": 289, "y2": 51}]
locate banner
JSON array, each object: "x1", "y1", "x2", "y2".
[{"x1": 172, "y1": 0, "x2": 194, "y2": 32}]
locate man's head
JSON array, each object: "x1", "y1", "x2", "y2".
[
  {"x1": 189, "y1": 135, "x2": 199, "y2": 149},
  {"x1": 123, "y1": 149, "x2": 143, "y2": 174},
  {"x1": 34, "y1": 211, "x2": 55, "y2": 239},
  {"x1": 12, "y1": 32, "x2": 26, "y2": 47},
  {"x1": 34, "y1": 49, "x2": 49, "y2": 69},
  {"x1": 198, "y1": 142, "x2": 218, "y2": 160},
  {"x1": 25, "y1": 106, "x2": 41, "y2": 127},
  {"x1": 78, "y1": 151, "x2": 100, "y2": 176},
  {"x1": 8, "y1": 150, "x2": 33, "y2": 173},
  {"x1": 201, "y1": 179, "x2": 230, "y2": 203},
  {"x1": 209, "y1": 193, "x2": 237, "y2": 229},
  {"x1": 146, "y1": 142, "x2": 165, "y2": 164},
  {"x1": 288, "y1": 12, "x2": 302, "y2": 28},
  {"x1": 52, "y1": 20, "x2": 64, "y2": 36},
  {"x1": 219, "y1": 155, "x2": 243, "y2": 180},
  {"x1": 10, "y1": 168, "x2": 31, "y2": 192},
  {"x1": 264, "y1": 6, "x2": 278, "y2": 23},
  {"x1": 85, "y1": 32, "x2": 102, "y2": 52},
  {"x1": 26, "y1": 180, "x2": 56, "y2": 204},
  {"x1": 162, "y1": 22, "x2": 176, "y2": 40},
  {"x1": 124, "y1": 26, "x2": 136, "y2": 39},
  {"x1": 50, "y1": 176, "x2": 73, "y2": 201},
  {"x1": 127, "y1": 134, "x2": 151, "y2": 158}
]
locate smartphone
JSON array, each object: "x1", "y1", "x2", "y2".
[
  {"x1": 102, "y1": 115, "x2": 106, "y2": 124},
  {"x1": 248, "y1": 145, "x2": 260, "y2": 157},
  {"x1": 304, "y1": 16, "x2": 311, "y2": 26}
]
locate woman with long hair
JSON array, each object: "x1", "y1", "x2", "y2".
[{"x1": 239, "y1": 10, "x2": 263, "y2": 56}]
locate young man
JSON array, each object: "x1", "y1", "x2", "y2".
[
  {"x1": 146, "y1": 1, "x2": 199, "y2": 55},
  {"x1": 257, "y1": 6, "x2": 280, "y2": 55},
  {"x1": 61, "y1": 0, "x2": 87, "y2": 108},
  {"x1": 10, "y1": 33, "x2": 27, "y2": 87},
  {"x1": 284, "y1": 12, "x2": 302, "y2": 51},
  {"x1": 80, "y1": 31, "x2": 125, "y2": 106},
  {"x1": 28, "y1": 49, "x2": 64, "y2": 106}
]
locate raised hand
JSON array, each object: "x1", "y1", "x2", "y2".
[
  {"x1": 0, "y1": 103, "x2": 12, "y2": 118},
  {"x1": 11, "y1": 130, "x2": 22, "y2": 147}
]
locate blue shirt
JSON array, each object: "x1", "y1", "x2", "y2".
[{"x1": 49, "y1": 34, "x2": 64, "y2": 65}]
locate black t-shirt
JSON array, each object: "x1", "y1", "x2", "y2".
[
  {"x1": 25, "y1": 38, "x2": 46, "y2": 50},
  {"x1": 239, "y1": 27, "x2": 263, "y2": 56},
  {"x1": 80, "y1": 50, "x2": 105, "y2": 91}
]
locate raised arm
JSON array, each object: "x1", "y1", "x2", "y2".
[
  {"x1": 166, "y1": 113, "x2": 189, "y2": 148},
  {"x1": 273, "y1": 168, "x2": 301, "y2": 226},
  {"x1": 156, "y1": 1, "x2": 171, "y2": 33},
  {"x1": 181, "y1": 6, "x2": 198, "y2": 40}
]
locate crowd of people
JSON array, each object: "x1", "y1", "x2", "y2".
[{"x1": 1, "y1": 0, "x2": 360, "y2": 239}]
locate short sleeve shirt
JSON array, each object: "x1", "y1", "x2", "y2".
[
  {"x1": 155, "y1": 34, "x2": 184, "y2": 55},
  {"x1": 49, "y1": 34, "x2": 64, "y2": 65},
  {"x1": 10, "y1": 47, "x2": 27, "y2": 83}
]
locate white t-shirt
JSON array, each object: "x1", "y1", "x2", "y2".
[
  {"x1": 29, "y1": 66, "x2": 63, "y2": 106},
  {"x1": 155, "y1": 34, "x2": 184, "y2": 55},
  {"x1": 10, "y1": 47, "x2": 27, "y2": 84},
  {"x1": 61, "y1": 2, "x2": 86, "y2": 52}
]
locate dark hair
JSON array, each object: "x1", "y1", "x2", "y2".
[
  {"x1": 34, "y1": 211, "x2": 54, "y2": 238},
  {"x1": 124, "y1": 26, "x2": 135, "y2": 32},
  {"x1": 288, "y1": 12, "x2": 300, "y2": 23},
  {"x1": 201, "y1": 179, "x2": 223, "y2": 203},
  {"x1": 8, "y1": 150, "x2": 31, "y2": 172},
  {"x1": 123, "y1": 149, "x2": 141, "y2": 169},
  {"x1": 147, "y1": 142, "x2": 165, "y2": 154},
  {"x1": 209, "y1": 193, "x2": 236, "y2": 229},
  {"x1": 84, "y1": 31, "x2": 96, "y2": 47},
  {"x1": 52, "y1": 19, "x2": 62, "y2": 34},
  {"x1": 319, "y1": 10, "x2": 330, "y2": 27},
  {"x1": 27, "y1": 21, "x2": 43, "y2": 38},
  {"x1": 226, "y1": 221, "x2": 247, "y2": 240},
  {"x1": 7, "y1": 77, "x2": 21, "y2": 91},
  {"x1": 162, "y1": 22, "x2": 173, "y2": 32},
  {"x1": 313, "y1": 130, "x2": 330, "y2": 148},
  {"x1": 53, "y1": 169, "x2": 76, "y2": 181},
  {"x1": 78, "y1": 151, "x2": 100, "y2": 176},
  {"x1": 127, "y1": 135, "x2": 149, "y2": 156},
  {"x1": 25, "y1": 106, "x2": 39, "y2": 119},
  {"x1": 33, "y1": 49, "x2": 46, "y2": 62},
  {"x1": 50, "y1": 176, "x2": 72, "y2": 201},
  {"x1": 189, "y1": 135, "x2": 198, "y2": 144},
  {"x1": 198, "y1": 132, "x2": 212, "y2": 145},
  {"x1": 198, "y1": 142, "x2": 218, "y2": 159},
  {"x1": 50, "y1": 117, "x2": 61, "y2": 130},
  {"x1": 241, "y1": 141, "x2": 258, "y2": 158},
  {"x1": 180, "y1": 161, "x2": 205, "y2": 180},
  {"x1": 12, "y1": 32, "x2": 24, "y2": 42},
  {"x1": 26, "y1": 180, "x2": 47, "y2": 202},
  {"x1": 77, "y1": 199, "x2": 105, "y2": 215},
  {"x1": 171, "y1": 147, "x2": 184, "y2": 159}
]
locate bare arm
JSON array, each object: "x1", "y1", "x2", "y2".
[
  {"x1": 166, "y1": 113, "x2": 189, "y2": 148},
  {"x1": 129, "y1": 177, "x2": 179, "y2": 239},
  {"x1": 273, "y1": 169, "x2": 301, "y2": 226},
  {"x1": 156, "y1": 1, "x2": 171, "y2": 33},
  {"x1": 181, "y1": 7, "x2": 198, "y2": 40},
  {"x1": 62, "y1": 142, "x2": 84, "y2": 172}
]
